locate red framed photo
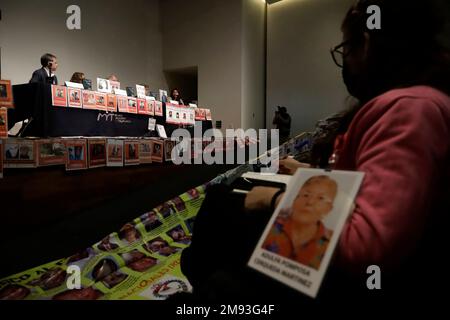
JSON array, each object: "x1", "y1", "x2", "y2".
[
  {"x1": 65, "y1": 139, "x2": 88, "y2": 171},
  {"x1": 88, "y1": 139, "x2": 107, "y2": 168},
  {"x1": 154, "y1": 101, "x2": 163, "y2": 117},
  {"x1": 95, "y1": 92, "x2": 108, "y2": 111},
  {"x1": 37, "y1": 139, "x2": 66, "y2": 167},
  {"x1": 0, "y1": 80, "x2": 14, "y2": 108},
  {"x1": 127, "y1": 97, "x2": 138, "y2": 114},
  {"x1": 151, "y1": 140, "x2": 164, "y2": 163},
  {"x1": 51, "y1": 85, "x2": 68, "y2": 107},
  {"x1": 117, "y1": 96, "x2": 128, "y2": 113},
  {"x1": 147, "y1": 99, "x2": 155, "y2": 116},
  {"x1": 0, "y1": 108, "x2": 8, "y2": 138},
  {"x1": 195, "y1": 108, "x2": 206, "y2": 121},
  {"x1": 3, "y1": 138, "x2": 36, "y2": 168},
  {"x1": 139, "y1": 140, "x2": 153, "y2": 164},
  {"x1": 137, "y1": 98, "x2": 150, "y2": 115},
  {"x1": 107, "y1": 139, "x2": 124, "y2": 167},
  {"x1": 68, "y1": 88, "x2": 82, "y2": 108},
  {"x1": 124, "y1": 140, "x2": 140, "y2": 166},
  {"x1": 107, "y1": 94, "x2": 117, "y2": 112},
  {"x1": 82, "y1": 90, "x2": 97, "y2": 110}
]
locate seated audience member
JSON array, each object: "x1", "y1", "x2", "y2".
[
  {"x1": 70, "y1": 72, "x2": 85, "y2": 84},
  {"x1": 29, "y1": 53, "x2": 59, "y2": 85},
  {"x1": 107, "y1": 74, "x2": 119, "y2": 82},
  {"x1": 170, "y1": 89, "x2": 184, "y2": 105},
  {"x1": 178, "y1": 0, "x2": 450, "y2": 305},
  {"x1": 273, "y1": 106, "x2": 292, "y2": 144}
]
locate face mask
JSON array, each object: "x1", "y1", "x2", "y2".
[{"x1": 342, "y1": 63, "x2": 363, "y2": 100}]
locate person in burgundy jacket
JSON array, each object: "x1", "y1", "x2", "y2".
[{"x1": 175, "y1": 0, "x2": 450, "y2": 306}]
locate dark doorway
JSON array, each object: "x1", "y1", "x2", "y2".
[{"x1": 164, "y1": 66, "x2": 198, "y2": 105}]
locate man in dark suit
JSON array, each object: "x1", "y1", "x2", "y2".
[{"x1": 29, "y1": 53, "x2": 59, "y2": 85}]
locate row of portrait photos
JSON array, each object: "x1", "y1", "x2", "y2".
[
  {"x1": 0, "y1": 137, "x2": 235, "y2": 178},
  {"x1": 51, "y1": 85, "x2": 213, "y2": 123}
]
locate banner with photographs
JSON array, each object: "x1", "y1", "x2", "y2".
[
  {"x1": 50, "y1": 85, "x2": 212, "y2": 121},
  {"x1": 165, "y1": 104, "x2": 195, "y2": 126},
  {"x1": 0, "y1": 185, "x2": 208, "y2": 300}
]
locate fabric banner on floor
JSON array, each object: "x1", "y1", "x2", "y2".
[{"x1": 0, "y1": 185, "x2": 207, "y2": 300}]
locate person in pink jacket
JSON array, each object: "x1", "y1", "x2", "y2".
[
  {"x1": 175, "y1": 0, "x2": 449, "y2": 306},
  {"x1": 246, "y1": 0, "x2": 450, "y2": 283}
]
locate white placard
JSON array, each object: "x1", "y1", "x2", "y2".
[
  {"x1": 189, "y1": 103, "x2": 198, "y2": 108},
  {"x1": 114, "y1": 89, "x2": 128, "y2": 96},
  {"x1": 170, "y1": 100, "x2": 179, "y2": 105},
  {"x1": 97, "y1": 78, "x2": 112, "y2": 93},
  {"x1": 157, "y1": 125, "x2": 167, "y2": 139},
  {"x1": 248, "y1": 169, "x2": 364, "y2": 298},
  {"x1": 159, "y1": 89, "x2": 168, "y2": 102},
  {"x1": 65, "y1": 81, "x2": 84, "y2": 89},
  {"x1": 136, "y1": 85, "x2": 146, "y2": 99},
  {"x1": 146, "y1": 96, "x2": 156, "y2": 101},
  {"x1": 148, "y1": 118, "x2": 157, "y2": 131}
]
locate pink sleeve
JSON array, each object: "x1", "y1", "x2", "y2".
[{"x1": 336, "y1": 96, "x2": 449, "y2": 272}]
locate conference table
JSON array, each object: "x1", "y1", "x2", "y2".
[{"x1": 9, "y1": 83, "x2": 212, "y2": 138}]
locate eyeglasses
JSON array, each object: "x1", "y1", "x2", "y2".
[{"x1": 330, "y1": 40, "x2": 352, "y2": 68}]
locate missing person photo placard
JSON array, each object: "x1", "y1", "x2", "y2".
[{"x1": 248, "y1": 169, "x2": 364, "y2": 298}]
